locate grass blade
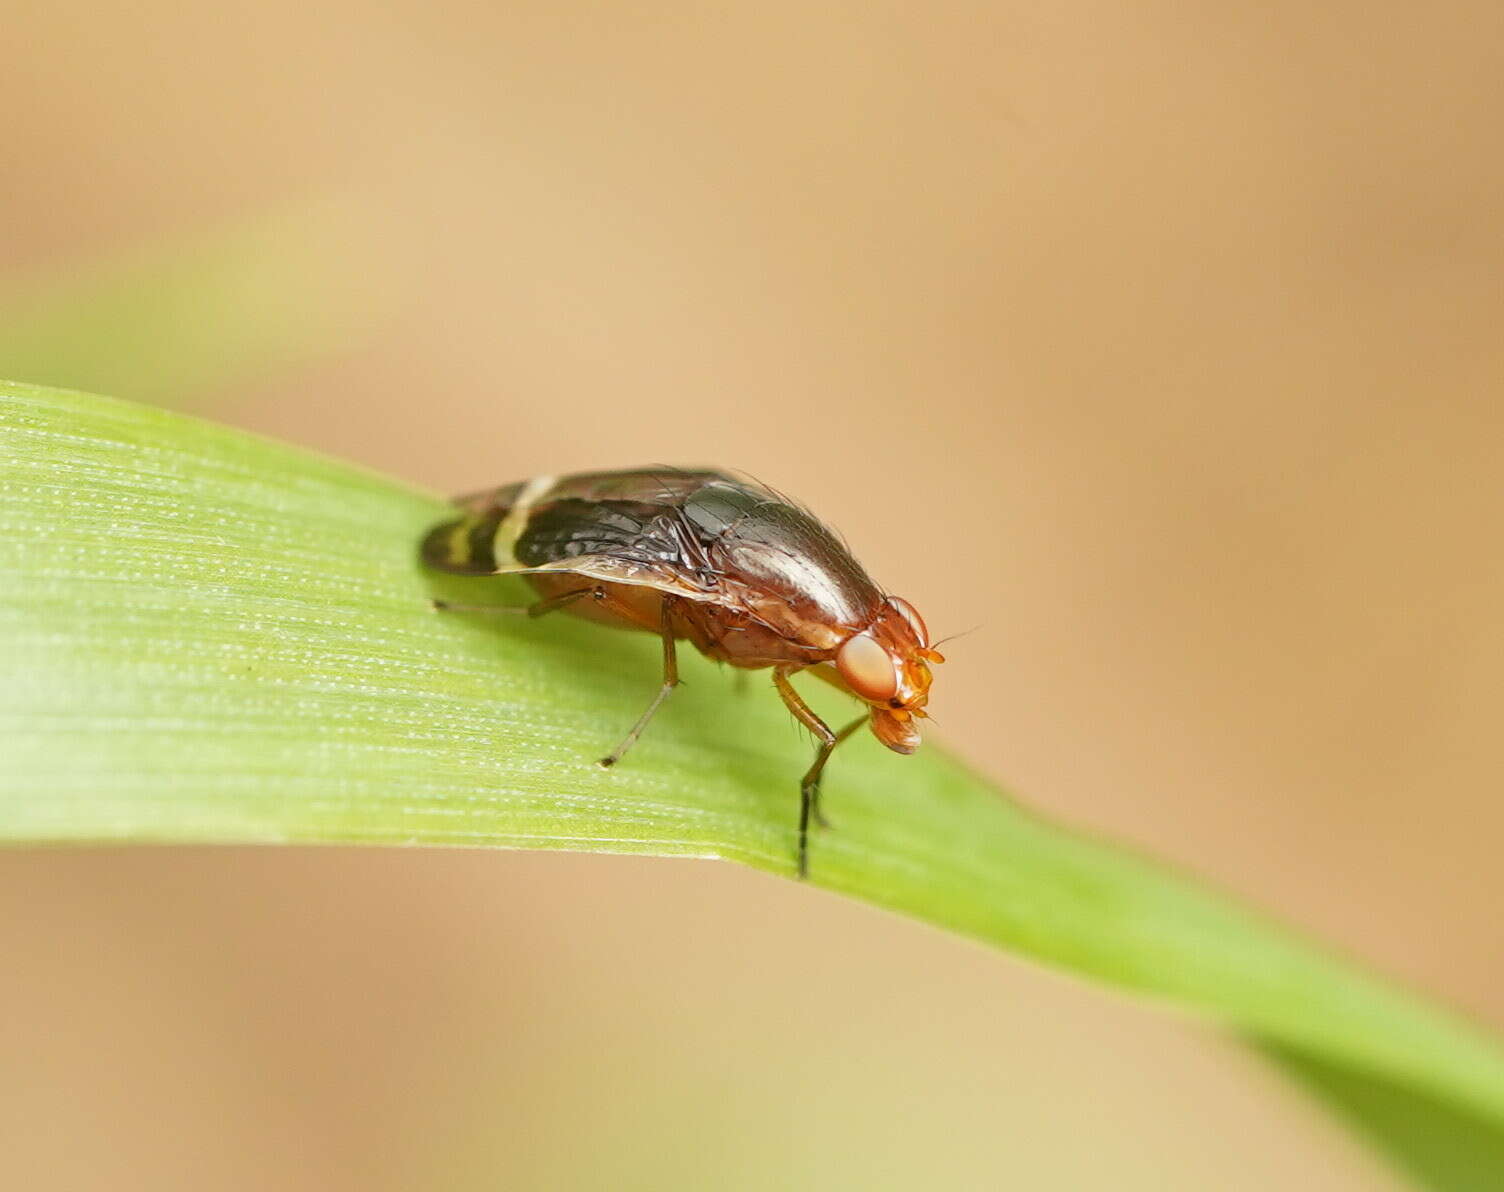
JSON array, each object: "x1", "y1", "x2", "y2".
[
  {"x1": 2, "y1": 381, "x2": 1501, "y2": 1187},
  {"x1": 0, "y1": 202, "x2": 385, "y2": 405}
]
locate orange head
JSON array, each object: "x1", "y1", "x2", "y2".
[{"x1": 833, "y1": 596, "x2": 945, "y2": 754}]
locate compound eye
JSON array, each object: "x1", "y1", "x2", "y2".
[
  {"x1": 886, "y1": 596, "x2": 929, "y2": 648},
  {"x1": 836, "y1": 631, "x2": 899, "y2": 702}
]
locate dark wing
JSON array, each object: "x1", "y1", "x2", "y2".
[
  {"x1": 419, "y1": 468, "x2": 735, "y2": 601},
  {"x1": 420, "y1": 468, "x2": 884, "y2": 642}
]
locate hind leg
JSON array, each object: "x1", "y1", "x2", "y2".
[{"x1": 430, "y1": 587, "x2": 600, "y2": 618}]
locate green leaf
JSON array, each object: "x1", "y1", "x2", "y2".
[
  {"x1": 0, "y1": 202, "x2": 387, "y2": 405},
  {"x1": 1268, "y1": 1047, "x2": 1504, "y2": 1192},
  {"x1": 3, "y1": 381, "x2": 1502, "y2": 1188}
]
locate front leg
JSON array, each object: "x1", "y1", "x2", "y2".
[{"x1": 772, "y1": 667, "x2": 865, "y2": 879}]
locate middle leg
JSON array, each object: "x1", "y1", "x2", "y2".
[{"x1": 598, "y1": 595, "x2": 681, "y2": 768}]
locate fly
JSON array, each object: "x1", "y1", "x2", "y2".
[{"x1": 419, "y1": 468, "x2": 944, "y2": 878}]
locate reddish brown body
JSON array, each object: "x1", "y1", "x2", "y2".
[{"x1": 420, "y1": 468, "x2": 942, "y2": 876}]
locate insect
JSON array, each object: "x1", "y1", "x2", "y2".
[{"x1": 419, "y1": 468, "x2": 943, "y2": 878}]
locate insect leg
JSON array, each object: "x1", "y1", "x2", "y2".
[
  {"x1": 597, "y1": 596, "x2": 680, "y2": 769},
  {"x1": 772, "y1": 669, "x2": 862, "y2": 879},
  {"x1": 431, "y1": 588, "x2": 598, "y2": 618},
  {"x1": 809, "y1": 714, "x2": 866, "y2": 830}
]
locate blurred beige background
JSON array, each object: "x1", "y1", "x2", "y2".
[{"x1": 3, "y1": 1, "x2": 1502, "y2": 1188}]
